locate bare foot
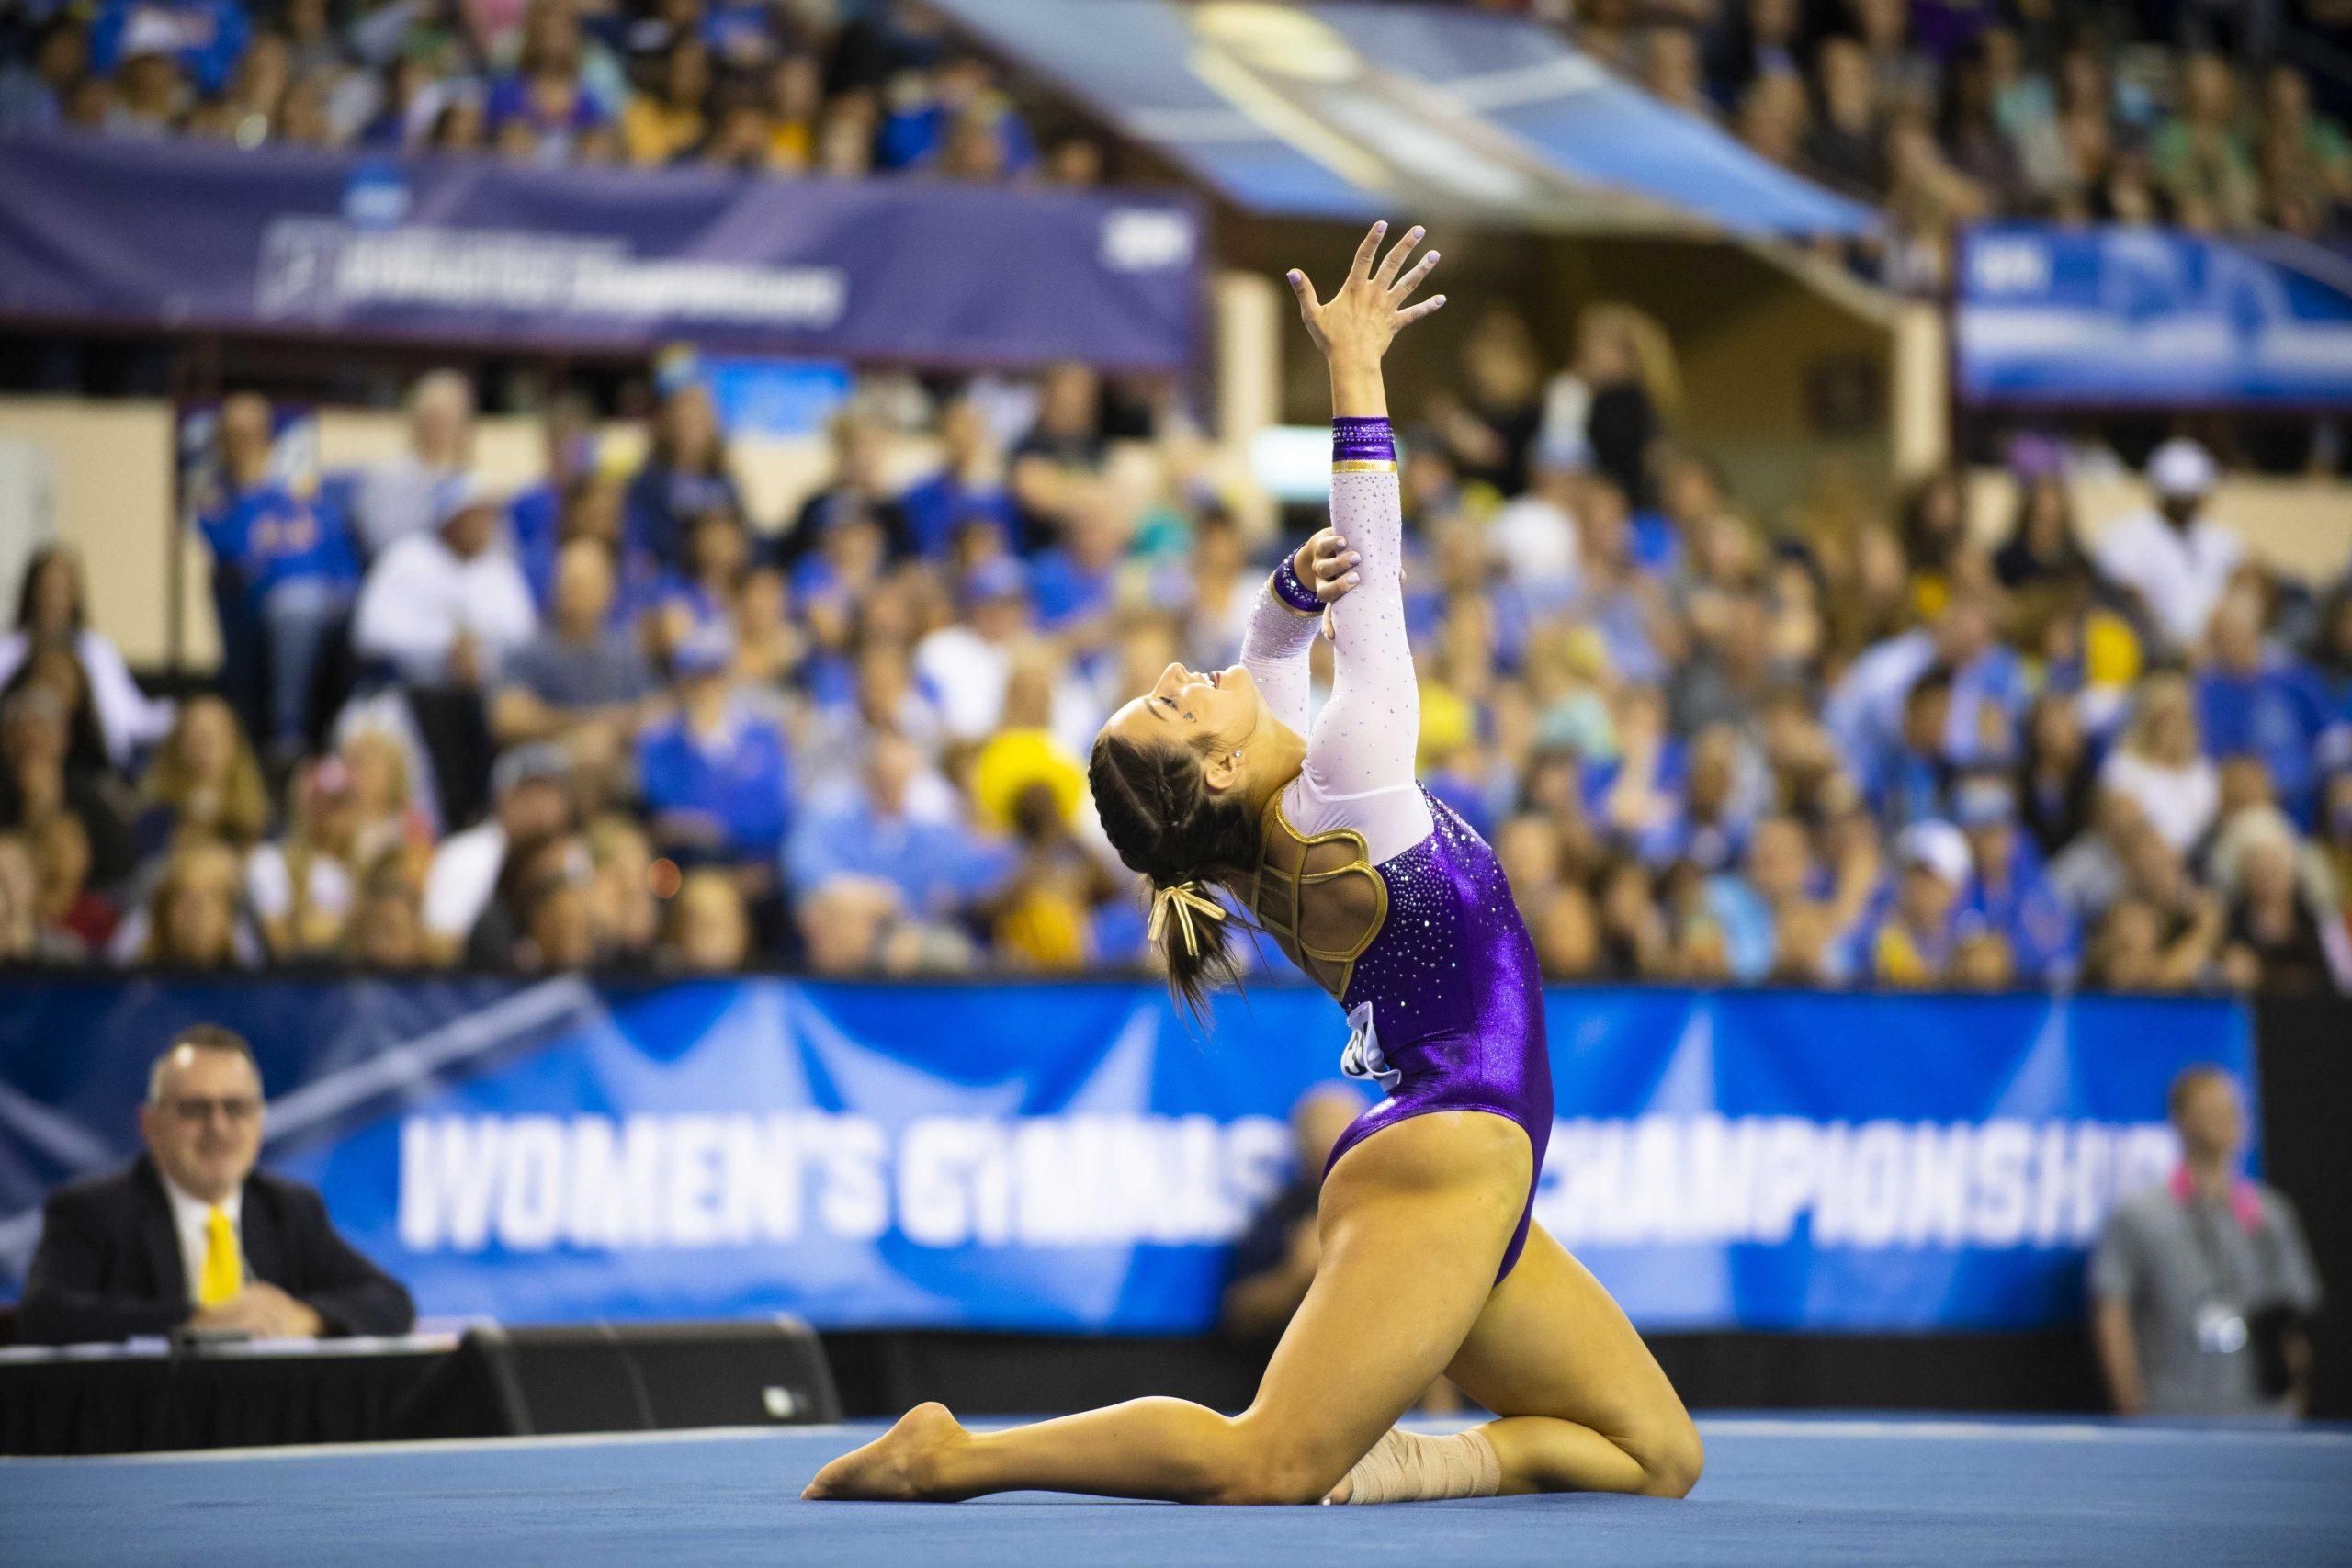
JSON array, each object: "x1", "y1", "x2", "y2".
[{"x1": 802, "y1": 1403, "x2": 968, "y2": 1501}]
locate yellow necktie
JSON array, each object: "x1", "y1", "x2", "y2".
[{"x1": 198, "y1": 1205, "x2": 242, "y2": 1307}]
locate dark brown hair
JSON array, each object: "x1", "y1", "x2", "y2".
[{"x1": 1088, "y1": 731, "x2": 1263, "y2": 1021}]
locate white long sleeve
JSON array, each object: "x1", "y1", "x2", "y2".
[
  {"x1": 1280, "y1": 460, "x2": 1432, "y2": 865},
  {"x1": 1239, "y1": 570, "x2": 1320, "y2": 737}
]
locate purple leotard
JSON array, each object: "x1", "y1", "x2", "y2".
[
  {"x1": 1238, "y1": 417, "x2": 1552, "y2": 1280},
  {"x1": 1326, "y1": 792, "x2": 1552, "y2": 1280}
]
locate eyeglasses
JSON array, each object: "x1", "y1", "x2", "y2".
[{"x1": 161, "y1": 1096, "x2": 263, "y2": 1125}]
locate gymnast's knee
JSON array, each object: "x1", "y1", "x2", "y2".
[
  {"x1": 1201, "y1": 1422, "x2": 1351, "y2": 1506},
  {"x1": 1633, "y1": 1411, "x2": 1704, "y2": 1500}
]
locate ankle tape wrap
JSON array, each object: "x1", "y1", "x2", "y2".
[{"x1": 1340, "y1": 1427, "x2": 1501, "y2": 1504}]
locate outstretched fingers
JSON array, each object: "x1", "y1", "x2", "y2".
[
  {"x1": 1388, "y1": 247, "x2": 1441, "y2": 302},
  {"x1": 1287, "y1": 220, "x2": 1443, "y2": 353},
  {"x1": 1373, "y1": 225, "x2": 1426, "y2": 288}
]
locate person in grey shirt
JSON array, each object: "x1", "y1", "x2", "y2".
[
  {"x1": 2090, "y1": 1065, "x2": 2322, "y2": 1418},
  {"x1": 492, "y1": 536, "x2": 660, "y2": 809},
  {"x1": 492, "y1": 537, "x2": 658, "y2": 739}
]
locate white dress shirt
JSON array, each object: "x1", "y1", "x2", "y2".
[
  {"x1": 157, "y1": 1170, "x2": 243, "y2": 1307},
  {"x1": 2092, "y1": 510, "x2": 2242, "y2": 653},
  {"x1": 352, "y1": 532, "x2": 537, "y2": 682}
]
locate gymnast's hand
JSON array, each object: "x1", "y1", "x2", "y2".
[
  {"x1": 1296, "y1": 525, "x2": 1385, "y2": 642},
  {"x1": 1284, "y1": 220, "x2": 1445, "y2": 370},
  {"x1": 1296, "y1": 526, "x2": 1358, "y2": 604}
]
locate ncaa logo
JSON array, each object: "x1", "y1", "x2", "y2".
[{"x1": 1102, "y1": 210, "x2": 1194, "y2": 272}]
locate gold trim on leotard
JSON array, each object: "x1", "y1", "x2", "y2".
[{"x1": 1249, "y1": 792, "x2": 1388, "y2": 998}]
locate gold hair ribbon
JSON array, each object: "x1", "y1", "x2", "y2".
[{"x1": 1148, "y1": 880, "x2": 1227, "y2": 957}]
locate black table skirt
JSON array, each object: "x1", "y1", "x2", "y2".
[{"x1": 0, "y1": 1341, "x2": 454, "y2": 1456}]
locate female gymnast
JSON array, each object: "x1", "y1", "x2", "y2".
[{"x1": 806, "y1": 223, "x2": 1702, "y2": 1506}]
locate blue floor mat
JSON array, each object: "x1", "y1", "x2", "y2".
[{"x1": 6, "y1": 1415, "x2": 2348, "y2": 1567}]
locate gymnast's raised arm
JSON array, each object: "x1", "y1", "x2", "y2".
[
  {"x1": 1283, "y1": 222, "x2": 1444, "y2": 824},
  {"x1": 1239, "y1": 528, "x2": 1354, "y2": 737}
]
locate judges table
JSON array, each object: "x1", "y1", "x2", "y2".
[{"x1": 0, "y1": 1334, "x2": 461, "y2": 1456}]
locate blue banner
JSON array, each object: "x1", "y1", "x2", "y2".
[
  {"x1": 1957, "y1": 221, "x2": 2352, "y2": 408},
  {"x1": 0, "y1": 134, "x2": 1201, "y2": 371},
  {"x1": 0, "y1": 979, "x2": 2250, "y2": 1333},
  {"x1": 932, "y1": 0, "x2": 1874, "y2": 239}
]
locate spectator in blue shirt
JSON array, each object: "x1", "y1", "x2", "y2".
[
  {"x1": 634, "y1": 626, "x2": 790, "y2": 869},
  {"x1": 1632, "y1": 723, "x2": 1753, "y2": 874},
  {"x1": 624, "y1": 364, "x2": 746, "y2": 570},
  {"x1": 900, "y1": 399, "x2": 1019, "y2": 560},
  {"x1": 196, "y1": 394, "x2": 360, "y2": 756},
  {"x1": 484, "y1": 12, "x2": 616, "y2": 163},
  {"x1": 1567, "y1": 478, "x2": 1668, "y2": 686},
  {"x1": 1630, "y1": 452, "x2": 1734, "y2": 581},
  {"x1": 2315, "y1": 585, "x2": 2352, "y2": 727},
  {"x1": 1028, "y1": 485, "x2": 1127, "y2": 637},
  {"x1": 1705, "y1": 814, "x2": 1825, "y2": 982},
  {"x1": 699, "y1": 0, "x2": 775, "y2": 67},
  {"x1": 87, "y1": 0, "x2": 247, "y2": 95},
  {"x1": 786, "y1": 731, "x2": 1003, "y2": 921},
  {"x1": 1951, "y1": 772, "x2": 2078, "y2": 983},
  {"x1": 2196, "y1": 590, "x2": 2336, "y2": 826},
  {"x1": 874, "y1": 53, "x2": 1034, "y2": 173},
  {"x1": 1828, "y1": 593, "x2": 2030, "y2": 784},
  {"x1": 1860, "y1": 666, "x2": 1954, "y2": 832},
  {"x1": 639, "y1": 510, "x2": 751, "y2": 664}
]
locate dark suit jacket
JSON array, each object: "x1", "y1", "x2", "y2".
[{"x1": 17, "y1": 1156, "x2": 415, "y2": 1346}]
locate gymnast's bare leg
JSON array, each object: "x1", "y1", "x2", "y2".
[{"x1": 802, "y1": 1111, "x2": 1700, "y2": 1505}]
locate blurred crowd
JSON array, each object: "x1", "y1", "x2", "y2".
[
  {"x1": 1455, "y1": 1, "x2": 2352, "y2": 280},
  {"x1": 3, "y1": 307, "x2": 2350, "y2": 995},
  {"x1": 0, "y1": 0, "x2": 1099, "y2": 181},
  {"x1": 3, "y1": 0, "x2": 2346, "y2": 292},
  {"x1": 1575, "y1": 0, "x2": 2352, "y2": 282}
]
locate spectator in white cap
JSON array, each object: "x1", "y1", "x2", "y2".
[
  {"x1": 103, "y1": 13, "x2": 189, "y2": 138},
  {"x1": 1846, "y1": 819, "x2": 1973, "y2": 986},
  {"x1": 352, "y1": 475, "x2": 538, "y2": 688},
  {"x1": 2091, "y1": 439, "x2": 2241, "y2": 656}
]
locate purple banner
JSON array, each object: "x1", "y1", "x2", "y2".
[{"x1": 0, "y1": 134, "x2": 1202, "y2": 370}]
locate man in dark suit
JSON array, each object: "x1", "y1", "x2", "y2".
[{"x1": 17, "y1": 1024, "x2": 413, "y2": 1345}]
